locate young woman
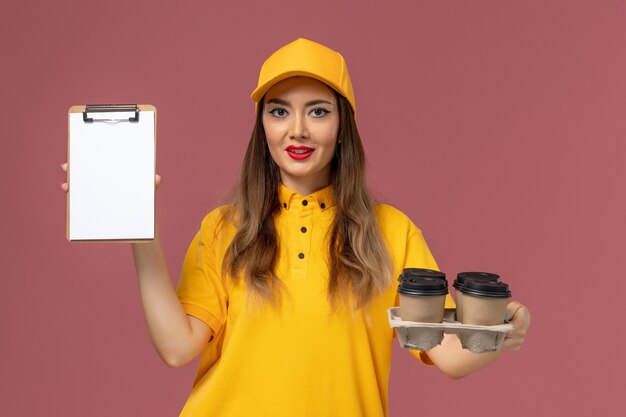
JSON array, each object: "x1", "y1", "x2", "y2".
[{"x1": 61, "y1": 38, "x2": 530, "y2": 417}]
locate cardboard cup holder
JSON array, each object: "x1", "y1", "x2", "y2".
[{"x1": 387, "y1": 307, "x2": 513, "y2": 353}]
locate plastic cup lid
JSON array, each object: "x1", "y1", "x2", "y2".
[
  {"x1": 397, "y1": 276, "x2": 449, "y2": 296},
  {"x1": 398, "y1": 268, "x2": 446, "y2": 283},
  {"x1": 453, "y1": 271, "x2": 500, "y2": 289},
  {"x1": 459, "y1": 280, "x2": 511, "y2": 298}
]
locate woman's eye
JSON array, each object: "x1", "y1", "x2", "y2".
[
  {"x1": 269, "y1": 108, "x2": 287, "y2": 117},
  {"x1": 311, "y1": 108, "x2": 329, "y2": 117}
]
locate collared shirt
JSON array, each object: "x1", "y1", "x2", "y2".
[{"x1": 176, "y1": 184, "x2": 454, "y2": 417}]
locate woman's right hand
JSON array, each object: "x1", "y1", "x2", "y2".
[{"x1": 59, "y1": 162, "x2": 162, "y2": 192}]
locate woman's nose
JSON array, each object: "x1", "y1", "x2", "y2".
[{"x1": 288, "y1": 113, "x2": 309, "y2": 139}]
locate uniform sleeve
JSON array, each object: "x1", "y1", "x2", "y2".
[
  {"x1": 176, "y1": 212, "x2": 229, "y2": 338},
  {"x1": 402, "y1": 224, "x2": 439, "y2": 271},
  {"x1": 394, "y1": 221, "x2": 456, "y2": 365}
]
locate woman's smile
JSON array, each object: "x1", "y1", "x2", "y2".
[{"x1": 286, "y1": 145, "x2": 315, "y2": 160}]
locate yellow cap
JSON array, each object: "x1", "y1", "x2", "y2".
[{"x1": 251, "y1": 38, "x2": 356, "y2": 117}]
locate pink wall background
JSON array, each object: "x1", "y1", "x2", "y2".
[{"x1": 1, "y1": 0, "x2": 624, "y2": 415}]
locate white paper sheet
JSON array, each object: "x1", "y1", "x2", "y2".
[{"x1": 68, "y1": 109, "x2": 155, "y2": 240}]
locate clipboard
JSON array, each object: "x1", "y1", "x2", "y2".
[{"x1": 67, "y1": 104, "x2": 157, "y2": 242}]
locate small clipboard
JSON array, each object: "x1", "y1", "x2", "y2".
[{"x1": 67, "y1": 104, "x2": 157, "y2": 242}]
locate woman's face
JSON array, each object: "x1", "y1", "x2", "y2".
[{"x1": 262, "y1": 76, "x2": 340, "y2": 195}]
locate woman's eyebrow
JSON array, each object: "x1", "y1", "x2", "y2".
[
  {"x1": 266, "y1": 98, "x2": 334, "y2": 107},
  {"x1": 266, "y1": 98, "x2": 290, "y2": 107},
  {"x1": 305, "y1": 99, "x2": 333, "y2": 107}
]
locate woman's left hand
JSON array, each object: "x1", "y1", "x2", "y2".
[{"x1": 502, "y1": 300, "x2": 531, "y2": 351}]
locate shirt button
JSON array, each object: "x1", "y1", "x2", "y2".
[
  {"x1": 298, "y1": 253, "x2": 305, "y2": 259},
  {"x1": 301, "y1": 227, "x2": 307, "y2": 233},
  {"x1": 320, "y1": 203, "x2": 326, "y2": 209},
  {"x1": 283, "y1": 202, "x2": 287, "y2": 209},
  {"x1": 302, "y1": 200, "x2": 308, "y2": 206}
]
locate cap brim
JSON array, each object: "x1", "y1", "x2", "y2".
[{"x1": 251, "y1": 71, "x2": 346, "y2": 104}]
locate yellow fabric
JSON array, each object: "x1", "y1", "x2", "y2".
[
  {"x1": 250, "y1": 38, "x2": 357, "y2": 117},
  {"x1": 176, "y1": 184, "x2": 454, "y2": 417}
]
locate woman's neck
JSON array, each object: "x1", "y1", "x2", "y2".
[{"x1": 280, "y1": 174, "x2": 331, "y2": 196}]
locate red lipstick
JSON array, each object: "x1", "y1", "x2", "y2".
[{"x1": 286, "y1": 145, "x2": 315, "y2": 160}]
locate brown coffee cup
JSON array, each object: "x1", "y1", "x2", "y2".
[
  {"x1": 453, "y1": 272, "x2": 501, "y2": 322},
  {"x1": 397, "y1": 275, "x2": 448, "y2": 323},
  {"x1": 397, "y1": 271, "x2": 449, "y2": 350},
  {"x1": 459, "y1": 280, "x2": 511, "y2": 325}
]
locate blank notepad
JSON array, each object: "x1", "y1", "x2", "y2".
[{"x1": 67, "y1": 105, "x2": 156, "y2": 241}]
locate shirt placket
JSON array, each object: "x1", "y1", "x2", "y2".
[{"x1": 292, "y1": 196, "x2": 313, "y2": 280}]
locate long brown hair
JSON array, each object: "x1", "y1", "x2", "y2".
[{"x1": 221, "y1": 92, "x2": 393, "y2": 310}]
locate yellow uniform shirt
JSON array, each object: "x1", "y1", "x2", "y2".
[{"x1": 176, "y1": 184, "x2": 454, "y2": 417}]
